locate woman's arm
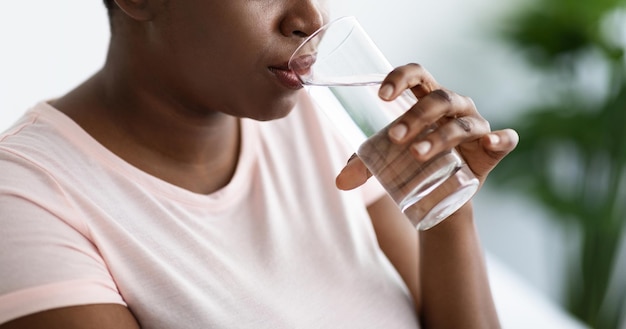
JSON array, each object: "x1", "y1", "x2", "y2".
[
  {"x1": 340, "y1": 63, "x2": 519, "y2": 328},
  {"x1": 416, "y1": 203, "x2": 499, "y2": 328},
  {"x1": 367, "y1": 196, "x2": 500, "y2": 328},
  {"x1": 0, "y1": 304, "x2": 140, "y2": 329}
]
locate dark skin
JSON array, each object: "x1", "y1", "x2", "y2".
[{"x1": 1, "y1": 0, "x2": 519, "y2": 327}]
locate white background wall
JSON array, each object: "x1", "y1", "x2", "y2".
[{"x1": 2, "y1": 1, "x2": 618, "y2": 327}]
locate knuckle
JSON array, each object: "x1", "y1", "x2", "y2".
[
  {"x1": 398, "y1": 63, "x2": 424, "y2": 77},
  {"x1": 406, "y1": 62, "x2": 424, "y2": 71},
  {"x1": 483, "y1": 119, "x2": 491, "y2": 132},
  {"x1": 430, "y1": 89, "x2": 453, "y2": 103},
  {"x1": 390, "y1": 63, "x2": 438, "y2": 94},
  {"x1": 391, "y1": 63, "x2": 419, "y2": 76},
  {"x1": 455, "y1": 117, "x2": 473, "y2": 133},
  {"x1": 461, "y1": 95, "x2": 476, "y2": 109}
]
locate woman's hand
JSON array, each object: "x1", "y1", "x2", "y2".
[{"x1": 335, "y1": 63, "x2": 518, "y2": 190}]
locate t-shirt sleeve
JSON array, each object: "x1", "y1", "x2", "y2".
[{"x1": 0, "y1": 151, "x2": 126, "y2": 324}]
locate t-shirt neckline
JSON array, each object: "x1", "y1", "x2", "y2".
[{"x1": 35, "y1": 101, "x2": 258, "y2": 209}]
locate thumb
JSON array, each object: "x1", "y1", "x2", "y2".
[
  {"x1": 467, "y1": 128, "x2": 519, "y2": 179},
  {"x1": 335, "y1": 154, "x2": 373, "y2": 190}
]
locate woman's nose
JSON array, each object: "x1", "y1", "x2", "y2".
[{"x1": 280, "y1": 0, "x2": 327, "y2": 38}]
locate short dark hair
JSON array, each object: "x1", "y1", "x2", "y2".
[
  {"x1": 103, "y1": 0, "x2": 117, "y2": 31},
  {"x1": 103, "y1": 0, "x2": 115, "y2": 11}
]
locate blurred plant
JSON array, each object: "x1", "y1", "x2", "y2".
[{"x1": 490, "y1": 0, "x2": 626, "y2": 327}]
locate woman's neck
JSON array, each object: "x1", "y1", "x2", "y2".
[{"x1": 51, "y1": 71, "x2": 242, "y2": 194}]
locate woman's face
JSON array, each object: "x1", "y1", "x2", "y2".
[{"x1": 140, "y1": 0, "x2": 329, "y2": 121}]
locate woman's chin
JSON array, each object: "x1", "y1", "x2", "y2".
[{"x1": 251, "y1": 96, "x2": 299, "y2": 121}]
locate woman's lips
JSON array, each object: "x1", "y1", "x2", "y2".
[
  {"x1": 269, "y1": 54, "x2": 316, "y2": 89},
  {"x1": 288, "y1": 54, "x2": 316, "y2": 77},
  {"x1": 269, "y1": 66, "x2": 303, "y2": 90}
]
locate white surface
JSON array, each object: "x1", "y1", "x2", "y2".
[{"x1": 487, "y1": 254, "x2": 588, "y2": 329}]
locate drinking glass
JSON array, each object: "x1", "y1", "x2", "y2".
[{"x1": 289, "y1": 16, "x2": 479, "y2": 230}]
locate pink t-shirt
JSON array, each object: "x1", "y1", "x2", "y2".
[{"x1": 0, "y1": 91, "x2": 419, "y2": 328}]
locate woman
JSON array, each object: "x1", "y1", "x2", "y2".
[{"x1": 0, "y1": 0, "x2": 518, "y2": 328}]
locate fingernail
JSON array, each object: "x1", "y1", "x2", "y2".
[
  {"x1": 346, "y1": 153, "x2": 358, "y2": 164},
  {"x1": 413, "y1": 140, "x2": 431, "y2": 155},
  {"x1": 389, "y1": 123, "x2": 408, "y2": 141},
  {"x1": 488, "y1": 134, "x2": 500, "y2": 145},
  {"x1": 379, "y1": 84, "x2": 394, "y2": 100}
]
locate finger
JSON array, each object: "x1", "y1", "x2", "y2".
[
  {"x1": 388, "y1": 90, "x2": 479, "y2": 145},
  {"x1": 463, "y1": 129, "x2": 519, "y2": 178},
  {"x1": 335, "y1": 154, "x2": 373, "y2": 190},
  {"x1": 409, "y1": 115, "x2": 491, "y2": 162},
  {"x1": 378, "y1": 63, "x2": 440, "y2": 101},
  {"x1": 482, "y1": 128, "x2": 519, "y2": 157}
]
